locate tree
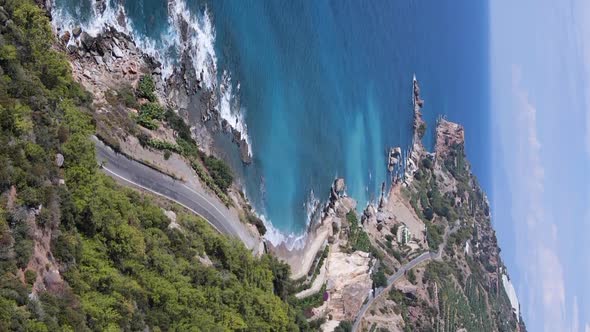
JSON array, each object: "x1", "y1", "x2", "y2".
[
  {"x1": 407, "y1": 269, "x2": 416, "y2": 284},
  {"x1": 335, "y1": 320, "x2": 353, "y2": 332},
  {"x1": 373, "y1": 268, "x2": 387, "y2": 288}
]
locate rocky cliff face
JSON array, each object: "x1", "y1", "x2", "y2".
[
  {"x1": 297, "y1": 79, "x2": 526, "y2": 332},
  {"x1": 49, "y1": 7, "x2": 252, "y2": 164},
  {"x1": 352, "y1": 80, "x2": 526, "y2": 332}
]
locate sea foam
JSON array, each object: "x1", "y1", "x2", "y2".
[
  {"x1": 50, "y1": 0, "x2": 252, "y2": 157},
  {"x1": 250, "y1": 189, "x2": 321, "y2": 251}
]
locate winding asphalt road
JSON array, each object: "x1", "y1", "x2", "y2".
[
  {"x1": 351, "y1": 223, "x2": 460, "y2": 331},
  {"x1": 93, "y1": 136, "x2": 258, "y2": 251}
]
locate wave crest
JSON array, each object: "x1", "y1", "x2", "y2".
[{"x1": 51, "y1": 0, "x2": 251, "y2": 156}]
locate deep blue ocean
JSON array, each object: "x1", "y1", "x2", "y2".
[{"x1": 52, "y1": 0, "x2": 491, "y2": 245}]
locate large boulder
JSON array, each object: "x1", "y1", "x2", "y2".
[
  {"x1": 334, "y1": 178, "x2": 345, "y2": 193},
  {"x1": 60, "y1": 31, "x2": 71, "y2": 45},
  {"x1": 112, "y1": 44, "x2": 124, "y2": 58},
  {"x1": 72, "y1": 26, "x2": 82, "y2": 38},
  {"x1": 80, "y1": 31, "x2": 95, "y2": 51}
]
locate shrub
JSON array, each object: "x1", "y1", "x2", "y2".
[
  {"x1": 346, "y1": 211, "x2": 371, "y2": 252},
  {"x1": 137, "y1": 75, "x2": 156, "y2": 102},
  {"x1": 423, "y1": 207, "x2": 434, "y2": 220},
  {"x1": 202, "y1": 155, "x2": 233, "y2": 193},
  {"x1": 389, "y1": 288, "x2": 404, "y2": 303},
  {"x1": 25, "y1": 270, "x2": 36, "y2": 285},
  {"x1": 417, "y1": 123, "x2": 426, "y2": 138},
  {"x1": 335, "y1": 321, "x2": 353, "y2": 332},
  {"x1": 422, "y1": 157, "x2": 433, "y2": 170},
  {"x1": 190, "y1": 160, "x2": 231, "y2": 206},
  {"x1": 372, "y1": 268, "x2": 387, "y2": 288},
  {"x1": 136, "y1": 103, "x2": 165, "y2": 130},
  {"x1": 426, "y1": 221, "x2": 444, "y2": 251},
  {"x1": 136, "y1": 115, "x2": 157, "y2": 130},
  {"x1": 165, "y1": 110, "x2": 193, "y2": 142},
  {"x1": 119, "y1": 86, "x2": 138, "y2": 109},
  {"x1": 147, "y1": 139, "x2": 182, "y2": 154},
  {"x1": 407, "y1": 269, "x2": 416, "y2": 284},
  {"x1": 176, "y1": 138, "x2": 199, "y2": 158},
  {"x1": 139, "y1": 102, "x2": 165, "y2": 120},
  {"x1": 246, "y1": 211, "x2": 266, "y2": 235}
]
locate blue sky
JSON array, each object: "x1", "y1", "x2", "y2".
[{"x1": 489, "y1": 0, "x2": 590, "y2": 331}]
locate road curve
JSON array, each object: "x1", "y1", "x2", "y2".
[
  {"x1": 93, "y1": 137, "x2": 259, "y2": 251},
  {"x1": 352, "y1": 223, "x2": 460, "y2": 331},
  {"x1": 351, "y1": 252, "x2": 433, "y2": 332}
]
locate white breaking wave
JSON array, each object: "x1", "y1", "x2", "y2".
[
  {"x1": 167, "y1": 0, "x2": 217, "y2": 89},
  {"x1": 255, "y1": 189, "x2": 321, "y2": 251},
  {"x1": 219, "y1": 71, "x2": 252, "y2": 156},
  {"x1": 263, "y1": 215, "x2": 308, "y2": 251},
  {"x1": 51, "y1": 0, "x2": 129, "y2": 37},
  {"x1": 304, "y1": 189, "x2": 321, "y2": 225},
  {"x1": 50, "y1": 0, "x2": 252, "y2": 157}
]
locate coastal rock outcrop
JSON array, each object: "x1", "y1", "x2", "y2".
[
  {"x1": 49, "y1": 4, "x2": 252, "y2": 165},
  {"x1": 387, "y1": 146, "x2": 402, "y2": 172},
  {"x1": 434, "y1": 118, "x2": 465, "y2": 160}
]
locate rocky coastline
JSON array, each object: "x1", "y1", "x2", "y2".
[
  {"x1": 48, "y1": 5, "x2": 252, "y2": 165},
  {"x1": 10, "y1": 3, "x2": 525, "y2": 330}
]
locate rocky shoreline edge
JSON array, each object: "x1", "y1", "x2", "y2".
[
  {"x1": 41, "y1": 2, "x2": 506, "y2": 302},
  {"x1": 49, "y1": 7, "x2": 253, "y2": 164},
  {"x1": 45, "y1": 3, "x2": 430, "y2": 278}
]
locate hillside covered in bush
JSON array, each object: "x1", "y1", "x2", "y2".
[{"x1": 0, "y1": 1, "x2": 304, "y2": 331}]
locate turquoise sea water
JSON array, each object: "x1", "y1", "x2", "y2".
[{"x1": 52, "y1": 0, "x2": 491, "y2": 245}]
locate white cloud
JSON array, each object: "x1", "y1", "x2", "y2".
[
  {"x1": 572, "y1": 296, "x2": 579, "y2": 332},
  {"x1": 571, "y1": 0, "x2": 590, "y2": 160},
  {"x1": 509, "y1": 65, "x2": 568, "y2": 331}
]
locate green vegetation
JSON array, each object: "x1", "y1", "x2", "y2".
[
  {"x1": 291, "y1": 283, "x2": 327, "y2": 311},
  {"x1": 191, "y1": 160, "x2": 231, "y2": 206},
  {"x1": 406, "y1": 269, "x2": 416, "y2": 284},
  {"x1": 417, "y1": 122, "x2": 426, "y2": 139},
  {"x1": 139, "y1": 102, "x2": 165, "y2": 120},
  {"x1": 425, "y1": 221, "x2": 444, "y2": 251},
  {"x1": 24, "y1": 270, "x2": 36, "y2": 285},
  {"x1": 389, "y1": 122, "x2": 523, "y2": 331},
  {"x1": 137, "y1": 102, "x2": 165, "y2": 130},
  {"x1": 137, "y1": 74, "x2": 156, "y2": 102},
  {"x1": 244, "y1": 209, "x2": 267, "y2": 235},
  {"x1": 0, "y1": 3, "x2": 302, "y2": 330},
  {"x1": 201, "y1": 153, "x2": 234, "y2": 193},
  {"x1": 146, "y1": 138, "x2": 182, "y2": 154},
  {"x1": 133, "y1": 76, "x2": 235, "y2": 200},
  {"x1": 163, "y1": 109, "x2": 235, "y2": 200},
  {"x1": 346, "y1": 211, "x2": 371, "y2": 252},
  {"x1": 424, "y1": 262, "x2": 503, "y2": 331},
  {"x1": 308, "y1": 245, "x2": 329, "y2": 279},
  {"x1": 372, "y1": 267, "x2": 387, "y2": 288},
  {"x1": 335, "y1": 320, "x2": 353, "y2": 332},
  {"x1": 105, "y1": 85, "x2": 138, "y2": 110}
]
